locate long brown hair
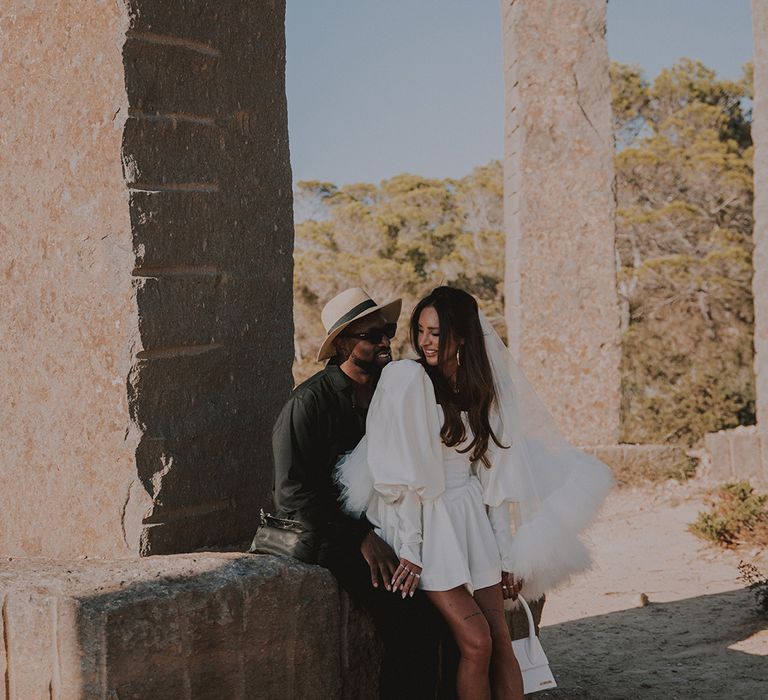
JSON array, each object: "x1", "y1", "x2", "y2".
[{"x1": 410, "y1": 287, "x2": 506, "y2": 467}]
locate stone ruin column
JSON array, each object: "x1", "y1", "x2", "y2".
[
  {"x1": 753, "y1": 0, "x2": 768, "y2": 469},
  {"x1": 0, "y1": 0, "x2": 294, "y2": 558},
  {"x1": 499, "y1": 0, "x2": 621, "y2": 445}
]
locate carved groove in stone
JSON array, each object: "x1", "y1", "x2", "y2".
[
  {"x1": 142, "y1": 498, "x2": 235, "y2": 525},
  {"x1": 135, "y1": 343, "x2": 224, "y2": 360},
  {"x1": 127, "y1": 109, "x2": 218, "y2": 128},
  {"x1": 127, "y1": 182, "x2": 221, "y2": 193},
  {"x1": 125, "y1": 30, "x2": 220, "y2": 57},
  {"x1": 131, "y1": 266, "x2": 222, "y2": 278}
]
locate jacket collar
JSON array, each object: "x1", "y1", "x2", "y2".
[{"x1": 325, "y1": 360, "x2": 355, "y2": 394}]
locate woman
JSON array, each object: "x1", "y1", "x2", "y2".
[{"x1": 337, "y1": 286, "x2": 614, "y2": 699}]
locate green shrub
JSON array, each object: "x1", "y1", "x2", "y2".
[{"x1": 690, "y1": 481, "x2": 768, "y2": 546}]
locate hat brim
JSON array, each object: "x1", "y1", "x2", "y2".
[{"x1": 316, "y1": 298, "x2": 402, "y2": 361}]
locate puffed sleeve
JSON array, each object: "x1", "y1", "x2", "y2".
[{"x1": 366, "y1": 360, "x2": 445, "y2": 565}]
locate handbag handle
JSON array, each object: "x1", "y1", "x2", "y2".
[{"x1": 515, "y1": 595, "x2": 540, "y2": 662}]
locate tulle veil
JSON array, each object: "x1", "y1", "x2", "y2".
[{"x1": 475, "y1": 311, "x2": 614, "y2": 600}]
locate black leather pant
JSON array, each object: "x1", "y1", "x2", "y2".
[{"x1": 319, "y1": 539, "x2": 456, "y2": 700}]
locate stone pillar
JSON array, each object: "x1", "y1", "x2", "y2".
[
  {"x1": 0, "y1": 1, "x2": 293, "y2": 558},
  {"x1": 500, "y1": 0, "x2": 620, "y2": 445},
  {"x1": 753, "y1": 0, "x2": 768, "y2": 460}
]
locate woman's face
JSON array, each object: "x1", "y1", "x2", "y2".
[{"x1": 417, "y1": 306, "x2": 459, "y2": 370}]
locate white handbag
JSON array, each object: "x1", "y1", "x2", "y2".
[{"x1": 510, "y1": 595, "x2": 557, "y2": 694}]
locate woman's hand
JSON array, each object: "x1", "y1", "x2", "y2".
[
  {"x1": 390, "y1": 558, "x2": 422, "y2": 598},
  {"x1": 360, "y1": 531, "x2": 399, "y2": 591},
  {"x1": 501, "y1": 571, "x2": 523, "y2": 600}
]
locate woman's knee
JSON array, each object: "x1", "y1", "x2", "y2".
[{"x1": 458, "y1": 621, "x2": 493, "y2": 664}]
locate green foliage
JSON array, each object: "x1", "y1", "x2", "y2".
[
  {"x1": 292, "y1": 162, "x2": 505, "y2": 383},
  {"x1": 690, "y1": 482, "x2": 768, "y2": 546},
  {"x1": 612, "y1": 58, "x2": 755, "y2": 445}
]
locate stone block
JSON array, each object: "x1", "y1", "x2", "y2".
[
  {"x1": 0, "y1": 553, "x2": 377, "y2": 700},
  {"x1": 705, "y1": 431, "x2": 734, "y2": 480},
  {"x1": 730, "y1": 427, "x2": 764, "y2": 480}
]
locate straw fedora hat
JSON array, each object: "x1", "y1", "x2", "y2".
[{"x1": 317, "y1": 288, "x2": 402, "y2": 361}]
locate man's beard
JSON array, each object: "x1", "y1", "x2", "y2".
[{"x1": 351, "y1": 349, "x2": 391, "y2": 375}]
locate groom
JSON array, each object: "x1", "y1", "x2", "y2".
[{"x1": 271, "y1": 288, "x2": 443, "y2": 699}]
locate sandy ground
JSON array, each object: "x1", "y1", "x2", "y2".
[{"x1": 535, "y1": 478, "x2": 768, "y2": 699}]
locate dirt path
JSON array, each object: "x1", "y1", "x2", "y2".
[{"x1": 535, "y1": 479, "x2": 767, "y2": 699}]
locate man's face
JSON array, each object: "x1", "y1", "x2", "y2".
[{"x1": 336, "y1": 312, "x2": 394, "y2": 374}]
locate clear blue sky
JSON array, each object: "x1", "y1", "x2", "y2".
[{"x1": 286, "y1": 0, "x2": 753, "y2": 187}]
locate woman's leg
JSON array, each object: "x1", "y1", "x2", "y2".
[
  {"x1": 472, "y1": 583, "x2": 524, "y2": 700},
  {"x1": 425, "y1": 586, "x2": 493, "y2": 700}
]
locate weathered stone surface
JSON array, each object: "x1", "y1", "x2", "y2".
[
  {"x1": 753, "y1": 0, "x2": 768, "y2": 455},
  {"x1": 704, "y1": 431, "x2": 735, "y2": 481},
  {"x1": 0, "y1": 0, "x2": 294, "y2": 557},
  {"x1": 731, "y1": 429, "x2": 764, "y2": 479},
  {"x1": 704, "y1": 425, "x2": 766, "y2": 483},
  {"x1": 0, "y1": 0, "x2": 136, "y2": 558},
  {"x1": 0, "y1": 554, "x2": 378, "y2": 700},
  {"x1": 500, "y1": 0, "x2": 621, "y2": 445},
  {"x1": 123, "y1": 41, "x2": 220, "y2": 117},
  {"x1": 122, "y1": 118, "x2": 222, "y2": 186}
]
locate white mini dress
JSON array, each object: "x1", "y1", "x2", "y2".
[
  {"x1": 339, "y1": 360, "x2": 516, "y2": 593},
  {"x1": 369, "y1": 407, "x2": 514, "y2": 592}
]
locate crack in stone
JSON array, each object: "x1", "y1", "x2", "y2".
[
  {"x1": 572, "y1": 70, "x2": 600, "y2": 138},
  {"x1": 50, "y1": 598, "x2": 62, "y2": 700},
  {"x1": 120, "y1": 480, "x2": 134, "y2": 548},
  {"x1": 2, "y1": 595, "x2": 11, "y2": 700}
]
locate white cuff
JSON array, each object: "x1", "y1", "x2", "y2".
[
  {"x1": 398, "y1": 542, "x2": 423, "y2": 568},
  {"x1": 488, "y1": 502, "x2": 516, "y2": 572},
  {"x1": 396, "y1": 489, "x2": 423, "y2": 567}
]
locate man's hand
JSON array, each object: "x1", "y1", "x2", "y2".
[
  {"x1": 360, "y1": 531, "x2": 399, "y2": 591},
  {"x1": 501, "y1": 571, "x2": 523, "y2": 600}
]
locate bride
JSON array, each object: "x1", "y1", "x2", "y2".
[{"x1": 336, "y1": 286, "x2": 614, "y2": 699}]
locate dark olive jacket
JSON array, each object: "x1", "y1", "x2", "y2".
[{"x1": 272, "y1": 362, "x2": 372, "y2": 560}]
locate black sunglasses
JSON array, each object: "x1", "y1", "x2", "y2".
[{"x1": 341, "y1": 323, "x2": 397, "y2": 344}]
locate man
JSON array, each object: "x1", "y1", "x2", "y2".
[{"x1": 272, "y1": 287, "x2": 443, "y2": 699}]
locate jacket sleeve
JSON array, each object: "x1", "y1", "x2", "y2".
[{"x1": 272, "y1": 391, "x2": 371, "y2": 546}]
